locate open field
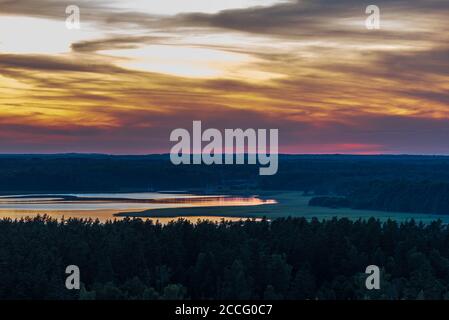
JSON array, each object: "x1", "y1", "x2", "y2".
[{"x1": 116, "y1": 191, "x2": 449, "y2": 223}]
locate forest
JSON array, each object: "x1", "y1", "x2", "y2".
[
  {"x1": 1, "y1": 216, "x2": 449, "y2": 300},
  {"x1": 309, "y1": 180, "x2": 449, "y2": 214}
]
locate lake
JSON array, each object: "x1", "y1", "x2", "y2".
[
  {"x1": 0, "y1": 192, "x2": 274, "y2": 223},
  {"x1": 1, "y1": 191, "x2": 445, "y2": 225},
  {"x1": 122, "y1": 191, "x2": 449, "y2": 225}
]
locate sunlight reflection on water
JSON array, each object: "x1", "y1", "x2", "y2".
[{"x1": 0, "y1": 192, "x2": 275, "y2": 223}]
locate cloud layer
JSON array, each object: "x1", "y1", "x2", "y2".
[{"x1": 0, "y1": 0, "x2": 448, "y2": 154}]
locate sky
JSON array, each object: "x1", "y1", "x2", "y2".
[{"x1": 0, "y1": 0, "x2": 448, "y2": 154}]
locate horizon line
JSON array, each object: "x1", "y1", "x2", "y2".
[{"x1": 1, "y1": 153, "x2": 449, "y2": 157}]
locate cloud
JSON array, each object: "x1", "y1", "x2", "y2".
[
  {"x1": 0, "y1": 53, "x2": 126, "y2": 73},
  {"x1": 0, "y1": 0, "x2": 448, "y2": 154},
  {"x1": 70, "y1": 36, "x2": 168, "y2": 52},
  {"x1": 169, "y1": 0, "x2": 449, "y2": 38}
]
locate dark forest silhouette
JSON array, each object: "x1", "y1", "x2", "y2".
[{"x1": 1, "y1": 216, "x2": 448, "y2": 300}]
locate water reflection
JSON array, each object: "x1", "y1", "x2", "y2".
[{"x1": 0, "y1": 193, "x2": 275, "y2": 223}]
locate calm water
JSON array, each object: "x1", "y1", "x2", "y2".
[{"x1": 0, "y1": 192, "x2": 273, "y2": 223}]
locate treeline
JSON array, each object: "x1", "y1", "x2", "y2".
[
  {"x1": 1, "y1": 216, "x2": 449, "y2": 300},
  {"x1": 2, "y1": 154, "x2": 449, "y2": 193},
  {"x1": 309, "y1": 180, "x2": 449, "y2": 215}
]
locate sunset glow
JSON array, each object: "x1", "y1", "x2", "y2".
[{"x1": 0, "y1": 0, "x2": 448, "y2": 154}]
